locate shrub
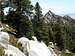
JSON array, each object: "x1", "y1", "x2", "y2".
[
  {"x1": 0, "y1": 47, "x2": 5, "y2": 56},
  {"x1": 9, "y1": 35, "x2": 23, "y2": 52}
]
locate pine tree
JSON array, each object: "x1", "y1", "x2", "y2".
[
  {"x1": 52, "y1": 19, "x2": 64, "y2": 50},
  {"x1": 9, "y1": 0, "x2": 33, "y2": 14},
  {"x1": 34, "y1": 2, "x2": 42, "y2": 21},
  {"x1": 5, "y1": 0, "x2": 34, "y2": 39},
  {"x1": 32, "y1": 2, "x2": 42, "y2": 41},
  {"x1": 32, "y1": 2, "x2": 49, "y2": 42}
]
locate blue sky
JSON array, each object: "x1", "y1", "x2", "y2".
[{"x1": 31, "y1": 0, "x2": 75, "y2": 15}]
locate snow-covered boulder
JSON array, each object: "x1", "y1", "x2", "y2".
[
  {"x1": 18, "y1": 37, "x2": 29, "y2": 47},
  {"x1": 32, "y1": 36, "x2": 38, "y2": 41},
  {"x1": 4, "y1": 49, "x2": 17, "y2": 56},
  {"x1": 4, "y1": 45, "x2": 26, "y2": 56},
  {"x1": 18, "y1": 37, "x2": 30, "y2": 54},
  {"x1": 0, "y1": 32, "x2": 10, "y2": 42}
]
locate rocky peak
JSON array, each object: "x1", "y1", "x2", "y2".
[
  {"x1": 44, "y1": 10, "x2": 74, "y2": 24},
  {"x1": 45, "y1": 10, "x2": 55, "y2": 16},
  {"x1": 44, "y1": 10, "x2": 60, "y2": 23}
]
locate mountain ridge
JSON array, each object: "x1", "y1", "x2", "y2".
[{"x1": 44, "y1": 10, "x2": 75, "y2": 24}]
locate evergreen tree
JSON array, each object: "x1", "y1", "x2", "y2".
[
  {"x1": 48, "y1": 22, "x2": 55, "y2": 43},
  {"x1": 34, "y1": 2, "x2": 42, "y2": 21},
  {"x1": 9, "y1": 0, "x2": 33, "y2": 14},
  {"x1": 52, "y1": 19, "x2": 64, "y2": 50},
  {"x1": 32, "y1": 2, "x2": 49, "y2": 42},
  {"x1": 32, "y1": 2, "x2": 42, "y2": 41},
  {"x1": 5, "y1": 0, "x2": 34, "y2": 39}
]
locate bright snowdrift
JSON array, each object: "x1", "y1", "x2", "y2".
[
  {"x1": 18, "y1": 36, "x2": 57, "y2": 56},
  {"x1": 0, "y1": 26, "x2": 57, "y2": 56}
]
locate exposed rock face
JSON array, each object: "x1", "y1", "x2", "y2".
[{"x1": 44, "y1": 10, "x2": 75, "y2": 24}]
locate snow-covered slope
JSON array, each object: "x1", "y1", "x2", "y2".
[{"x1": 0, "y1": 26, "x2": 57, "y2": 56}]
